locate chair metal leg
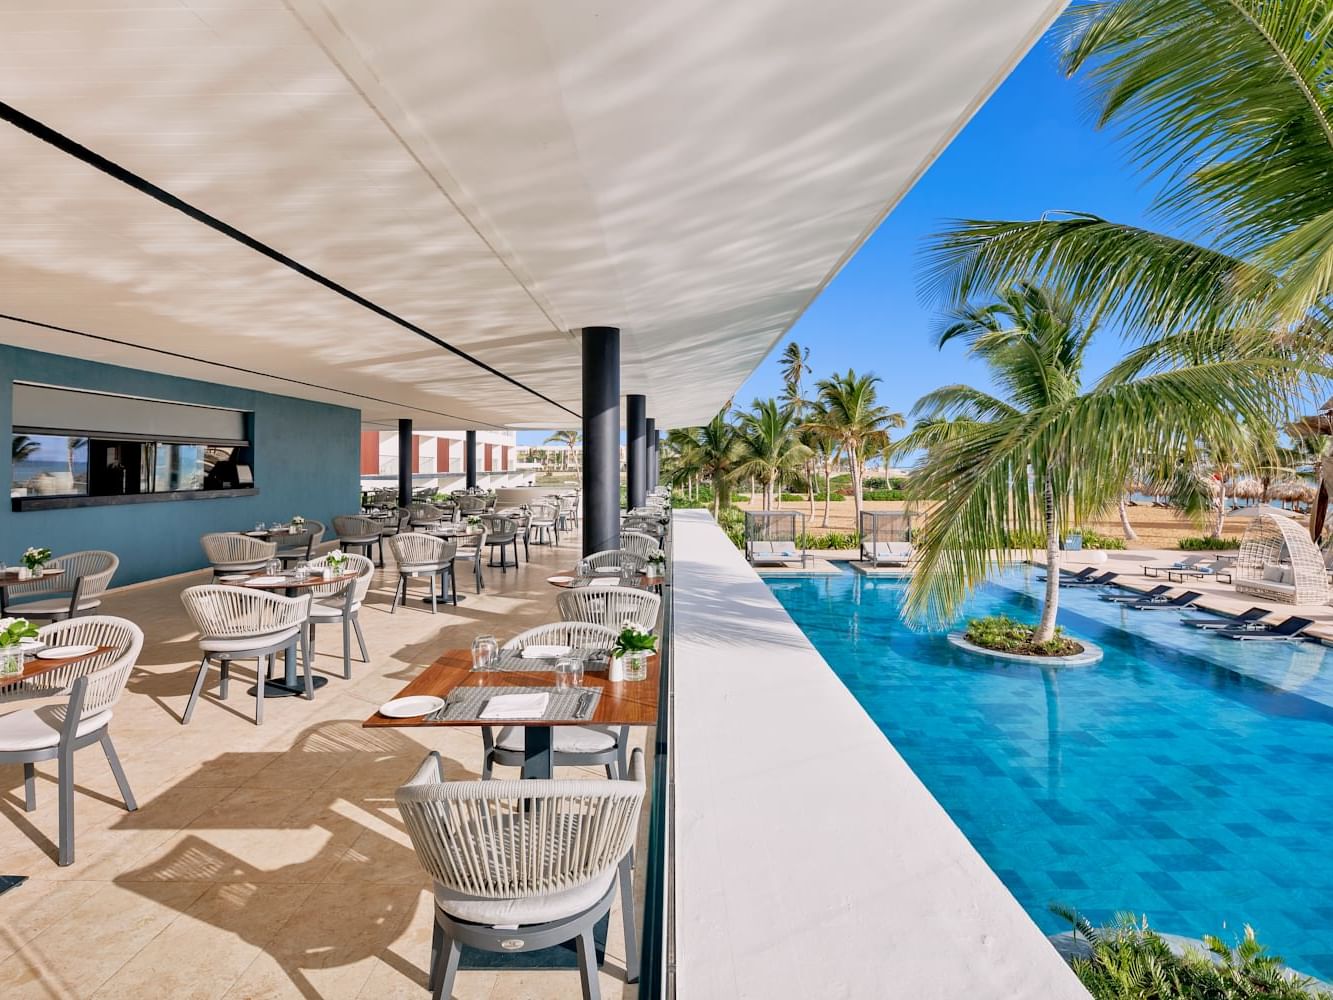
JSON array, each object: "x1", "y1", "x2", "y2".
[
  {"x1": 430, "y1": 575, "x2": 438, "y2": 614},
  {"x1": 182, "y1": 655, "x2": 211, "y2": 724},
  {"x1": 619, "y1": 853, "x2": 639, "y2": 982},
  {"x1": 341, "y1": 615, "x2": 352, "y2": 679},
  {"x1": 23, "y1": 762, "x2": 36, "y2": 811},
  {"x1": 428, "y1": 914, "x2": 445, "y2": 993},
  {"x1": 391, "y1": 574, "x2": 403, "y2": 614},
  {"x1": 450, "y1": 564, "x2": 458, "y2": 606},
  {"x1": 576, "y1": 926, "x2": 601, "y2": 1000},
  {"x1": 219, "y1": 660, "x2": 230, "y2": 699},
  {"x1": 57, "y1": 743, "x2": 75, "y2": 866},
  {"x1": 300, "y1": 636, "x2": 314, "y2": 700},
  {"x1": 352, "y1": 615, "x2": 369, "y2": 662},
  {"x1": 100, "y1": 730, "x2": 137, "y2": 811},
  {"x1": 255, "y1": 658, "x2": 265, "y2": 726},
  {"x1": 432, "y1": 918, "x2": 462, "y2": 1000}
]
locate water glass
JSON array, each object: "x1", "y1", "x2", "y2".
[
  {"x1": 555, "y1": 656, "x2": 584, "y2": 690},
  {"x1": 471, "y1": 634, "x2": 499, "y2": 672},
  {"x1": 577, "y1": 558, "x2": 591, "y2": 577},
  {"x1": 266, "y1": 558, "x2": 282, "y2": 575},
  {"x1": 255, "y1": 521, "x2": 266, "y2": 532}
]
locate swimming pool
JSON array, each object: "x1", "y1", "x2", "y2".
[{"x1": 767, "y1": 566, "x2": 1333, "y2": 977}]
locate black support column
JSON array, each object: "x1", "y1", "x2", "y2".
[
  {"x1": 465, "y1": 430, "x2": 478, "y2": 489},
  {"x1": 397, "y1": 418, "x2": 413, "y2": 506},
  {"x1": 626, "y1": 394, "x2": 647, "y2": 511},
  {"x1": 582, "y1": 327, "x2": 621, "y2": 556},
  {"x1": 646, "y1": 418, "x2": 657, "y2": 492}
]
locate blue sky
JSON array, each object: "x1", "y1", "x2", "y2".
[
  {"x1": 728, "y1": 28, "x2": 1162, "y2": 422},
  {"x1": 517, "y1": 26, "x2": 1168, "y2": 447}
]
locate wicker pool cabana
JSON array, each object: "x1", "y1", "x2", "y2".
[{"x1": 1234, "y1": 508, "x2": 1329, "y2": 605}]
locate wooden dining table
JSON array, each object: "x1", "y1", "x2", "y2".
[
  {"x1": 1, "y1": 643, "x2": 114, "y2": 684},
  {"x1": 363, "y1": 647, "x2": 660, "y2": 778},
  {"x1": 0, "y1": 566, "x2": 65, "y2": 614},
  {"x1": 226, "y1": 568, "x2": 359, "y2": 696},
  {"x1": 547, "y1": 567, "x2": 666, "y2": 590}
]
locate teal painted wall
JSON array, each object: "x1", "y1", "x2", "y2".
[{"x1": 1, "y1": 345, "x2": 361, "y2": 586}]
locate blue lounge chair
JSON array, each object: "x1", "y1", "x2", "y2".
[
  {"x1": 1217, "y1": 616, "x2": 1314, "y2": 642},
  {"x1": 1128, "y1": 590, "x2": 1202, "y2": 611},
  {"x1": 1182, "y1": 607, "x2": 1269, "y2": 631}
]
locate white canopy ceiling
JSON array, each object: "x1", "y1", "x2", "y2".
[{"x1": 0, "y1": 0, "x2": 1065, "y2": 430}]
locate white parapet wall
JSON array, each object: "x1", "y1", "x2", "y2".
[{"x1": 669, "y1": 510, "x2": 1089, "y2": 998}]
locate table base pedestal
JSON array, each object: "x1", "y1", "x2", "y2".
[{"x1": 250, "y1": 676, "x2": 329, "y2": 699}]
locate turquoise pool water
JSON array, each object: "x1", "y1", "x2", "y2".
[{"x1": 767, "y1": 566, "x2": 1333, "y2": 976}]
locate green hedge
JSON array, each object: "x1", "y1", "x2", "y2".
[
  {"x1": 1077, "y1": 529, "x2": 1126, "y2": 551},
  {"x1": 779, "y1": 492, "x2": 844, "y2": 502},
  {"x1": 1179, "y1": 536, "x2": 1241, "y2": 550},
  {"x1": 796, "y1": 531, "x2": 859, "y2": 550},
  {"x1": 862, "y1": 489, "x2": 907, "y2": 501}
]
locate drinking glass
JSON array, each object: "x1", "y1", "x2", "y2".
[
  {"x1": 255, "y1": 521, "x2": 266, "y2": 532},
  {"x1": 577, "y1": 558, "x2": 591, "y2": 577},
  {"x1": 266, "y1": 558, "x2": 282, "y2": 575},
  {"x1": 555, "y1": 656, "x2": 584, "y2": 690},
  {"x1": 471, "y1": 634, "x2": 499, "y2": 672}
]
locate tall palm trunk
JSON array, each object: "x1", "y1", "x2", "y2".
[
  {"x1": 1118, "y1": 496, "x2": 1137, "y2": 541},
  {"x1": 848, "y1": 443, "x2": 864, "y2": 536},
  {"x1": 806, "y1": 459, "x2": 815, "y2": 517},
  {"x1": 821, "y1": 459, "x2": 832, "y2": 528},
  {"x1": 1035, "y1": 475, "x2": 1060, "y2": 644},
  {"x1": 1210, "y1": 480, "x2": 1226, "y2": 539}
]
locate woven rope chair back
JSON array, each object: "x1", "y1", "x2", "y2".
[
  {"x1": 583, "y1": 549, "x2": 648, "y2": 574},
  {"x1": 4, "y1": 616, "x2": 144, "y2": 699},
  {"x1": 200, "y1": 533, "x2": 276, "y2": 564},
  {"x1": 396, "y1": 772, "x2": 645, "y2": 899},
  {"x1": 333, "y1": 515, "x2": 381, "y2": 541},
  {"x1": 502, "y1": 622, "x2": 620, "y2": 651},
  {"x1": 180, "y1": 585, "x2": 311, "y2": 638},
  {"x1": 389, "y1": 532, "x2": 456, "y2": 568},
  {"x1": 619, "y1": 532, "x2": 661, "y2": 560},
  {"x1": 308, "y1": 553, "x2": 376, "y2": 602},
  {"x1": 557, "y1": 586, "x2": 661, "y2": 631}
]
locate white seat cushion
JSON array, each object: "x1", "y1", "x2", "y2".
[
  {"x1": 0, "y1": 706, "x2": 113, "y2": 752},
  {"x1": 434, "y1": 866, "x2": 616, "y2": 925},
  {"x1": 200, "y1": 625, "x2": 301, "y2": 653},
  {"x1": 309, "y1": 600, "x2": 362, "y2": 621},
  {"x1": 494, "y1": 725, "x2": 618, "y2": 754},
  {"x1": 6, "y1": 597, "x2": 102, "y2": 615}
]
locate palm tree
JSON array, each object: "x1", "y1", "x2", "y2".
[
  {"x1": 896, "y1": 282, "x2": 1302, "y2": 639},
  {"x1": 11, "y1": 435, "x2": 39, "y2": 464},
  {"x1": 924, "y1": 0, "x2": 1333, "y2": 368},
  {"x1": 779, "y1": 341, "x2": 815, "y2": 504},
  {"x1": 734, "y1": 399, "x2": 811, "y2": 510},
  {"x1": 808, "y1": 370, "x2": 904, "y2": 531},
  {"x1": 543, "y1": 430, "x2": 580, "y2": 472},
  {"x1": 668, "y1": 411, "x2": 740, "y2": 517}
]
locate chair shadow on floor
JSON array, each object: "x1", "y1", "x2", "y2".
[{"x1": 100, "y1": 720, "x2": 464, "y2": 999}]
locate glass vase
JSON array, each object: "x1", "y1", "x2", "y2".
[
  {"x1": 624, "y1": 650, "x2": 649, "y2": 682},
  {"x1": 0, "y1": 647, "x2": 24, "y2": 677}
]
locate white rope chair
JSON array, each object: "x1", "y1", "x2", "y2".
[
  {"x1": 200, "y1": 533, "x2": 276, "y2": 578},
  {"x1": 452, "y1": 526, "x2": 488, "y2": 594},
  {"x1": 582, "y1": 549, "x2": 649, "y2": 575},
  {"x1": 557, "y1": 585, "x2": 661, "y2": 632},
  {"x1": 528, "y1": 502, "x2": 560, "y2": 546},
  {"x1": 622, "y1": 516, "x2": 664, "y2": 540},
  {"x1": 457, "y1": 495, "x2": 487, "y2": 516},
  {"x1": 482, "y1": 515, "x2": 520, "y2": 570},
  {"x1": 333, "y1": 515, "x2": 385, "y2": 565},
  {"x1": 618, "y1": 532, "x2": 662, "y2": 562},
  {"x1": 275, "y1": 520, "x2": 325, "y2": 566},
  {"x1": 409, "y1": 504, "x2": 445, "y2": 529},
  {"x1": 306, "y1": 553, "x2": 375, "y2": 678},
  {"x1": 484, "y1": 622, "x2": 626, "y2": 782},
  {"x1": 396, "y1": 749, "x2": 646, "y2": 1000},
  {"x1": 179, "y1": 585, "x2": 312, "y2": 726},
  {"x1": 1235, "y1": 509, "x2": 1330, "y2": 605},
  {"x1": 0, "y1": 615, "x2": 141, "y2": 705},
  {"x1": 2, "y1": 550, "x2": 119, "y2": 621},
  {"x1": 0, "y1": 617, "x2": 143, "y2": 865},
  {"x1": 388, "y1": 533, "x2": 457, "y2": 613},
  {"x1": 557, "y1": 494, "x2": 579, "y2": 531}
]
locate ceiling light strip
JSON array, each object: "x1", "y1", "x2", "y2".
[{"x1": 0, "y1": 99, "x2": 580, "y2": 420}]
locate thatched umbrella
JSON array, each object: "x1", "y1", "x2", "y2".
[{"x1": 1232, "y1": 477, "x2": 1263, "y2": 503}]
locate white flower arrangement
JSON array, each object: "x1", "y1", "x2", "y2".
[
  {"x1": 291, "y1": 515, "x2": 306, "y2": 526},
  {"x1": 325, "y1": 548, "x2": 347, "y2": 570},
  {"x1": 20, "y1": 546, "x2": 51, "y2": 571}
]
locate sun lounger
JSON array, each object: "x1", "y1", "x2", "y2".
[
  {"x1": 1143, "y1": 555, "x2": 1208, "y2": 578},
  {"x1": 748, "y1": 539, "x2": 807, "y2": 568},
  {"x1": 1128, "y1": 590, "x2": 1202, "y2": 611},
  {"x1": 1216, "y1": 616, "x2": 1314, "y2": 642},
  {"x1": 1182, "y1": 607, "x2": 1270, "y2": 630},
  {"x1": 1059, "y1": 571, "x2": 1118, "y2": 588},
  {"x1": 1037, "y1": 566, "x2": 1096, "y2": 583},
  {"x1": 861, "y1": 541, "x2": 914, "y2": 567},
  {"x1": 1102, "y1": 584, "x2": 1170, "y2": 604}
]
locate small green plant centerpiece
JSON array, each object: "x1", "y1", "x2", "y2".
[
  {"x1": 612, "y1": 625, "x2": 656, "y2": 682},
  {"x1": 466, "y1": 515, "x2": 481, "y2": 527},
  {"x1": 289, "y1": 515, "x2": 305, "y2": 534},
  {"x1": 964, "y1": 615, "x2": 1082, "y2": 658},
  {"x1": 19, "y1": 546, "x2": 52, "y2": 581},
  {"x1": 323, "y1": 548, "x2": 347, "y2": 578},
  {"x1": 646, "y1": 550, "x2": 667, "y2": 573},
  {"x1": 1053, "y1": 906, "x2": 1332, "y2": 1000},
  {"x1": 0, "y1": 616, "x2": 39, "y2": 676}
]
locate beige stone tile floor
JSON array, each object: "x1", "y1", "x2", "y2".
[{"x1": 0, "y1": 526, "x2": 650, "y2": 1000}]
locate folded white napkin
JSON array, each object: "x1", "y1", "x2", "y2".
[
  {"x1": 521, "y1": 644, "x2": 570, "y2": 658},
  {"x1": 245, "y1": 575, "x2": 288, "y2": 586},
  {"x1": 479, "y1": 692, "x2": 550, "y2": 720},
  {"x1": 594, "y1": 566, "x2": 621, "y2": 575},
  {"x1": 587, "y1": 579, "x2": 619, "y2": 588}
]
